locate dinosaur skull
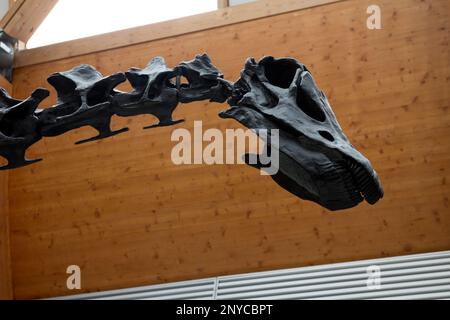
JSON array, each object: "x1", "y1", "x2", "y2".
[{"x1": 220, "y1": 56, "x2": 383, "y2": 211}]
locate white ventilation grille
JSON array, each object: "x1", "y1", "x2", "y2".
[
  {"x1": 216, "y1": 251, "x2": 450, "y2": 300},
  {"x1": 63, "y1": 278, "x2": 217, "y2": 300},
  {"x1": 58, "y1": 251, "x2": 450, "y2": 300}
]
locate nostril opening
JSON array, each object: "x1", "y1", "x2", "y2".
[{"x1": 319, "y1": 130, "x2": 335, "y2": 142}]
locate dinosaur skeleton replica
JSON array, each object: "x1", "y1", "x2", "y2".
[{"x1": 0, "y1": 54, "x2": 383, "y2": 211}]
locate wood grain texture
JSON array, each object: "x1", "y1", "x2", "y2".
[
  {"x1": 0, "y1": 173, "x2": 11, "y2": 300},
  {"x1": 0, "y1": 0, "x2": 25, "y2": 29},
  {"x1": 14, "y1": 0, "x2": 342, "y2": 68},
  {"x1": 0, "y1": 172, "x2": 12, "y2": 300},
  {"x1": 1, "y1": 0, "x2": 57, "y2": 42},
  {"x1": 0, "y1": 76, "x2": 12, "y2": 300},
  {"x1": 9, "y1": 0, "x2": 450, "y2": 299}
]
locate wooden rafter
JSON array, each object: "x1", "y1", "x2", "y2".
[
  {"x1": 0, "y1": 0, "x2": 26, "y2": 29},
  {"x1": 0, "y1": 0, "x2": 58, "y2": 43}
]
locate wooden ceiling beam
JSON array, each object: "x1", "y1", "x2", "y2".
[
  {"x1": 0, "y1": 0, "x2": 25, "y2": 29},
  {"x1": 0, "y1": 0, "x2": 58, "y2": 43}
]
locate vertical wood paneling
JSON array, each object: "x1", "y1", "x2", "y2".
[
  {"x1": 0, "y1": 173, "x2": 12, "y2": 300},
  {"x1": 0, "y1": 76, "x2": 13, "y2": 300}
]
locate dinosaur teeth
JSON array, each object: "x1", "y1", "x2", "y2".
[{"x1": 345, "y1": 157, "x2": 384, "y2": 205}]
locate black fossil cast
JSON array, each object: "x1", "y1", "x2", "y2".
[
  {"x1": 220, "y1": 57, "x2": 384, "y2": 210},
  {"x1": 0, "y1": 87, "x2": 49, "y2": 169},
  {"x1": 175, "y1": 53, "x2": 232, "y2": 104},
  {"x1": 39, "y1": 64, "x2": 129, "y2": 144},
  {"x1": 0, "y1": 54, "x2": 383, "y2": 211},
  {"x1": 111, "y1": 54, "x2": 230, "y2": 129},
  {"x1": 0, "y1": 54, "x2": 229, "y2": 169},
  {"x1": 112, "y1": 56, "x2": 182, "y2": 129}
]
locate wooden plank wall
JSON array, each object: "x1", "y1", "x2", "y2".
[
  {"x1": 8, "y1": 0, "x2": 450, "y2": 299},
  {"x1": 0, "y1": 172, "x2": 11, "y2": 300},
  {"x1": 0, "y1": 77, "x2": 13, "y2": 300}
]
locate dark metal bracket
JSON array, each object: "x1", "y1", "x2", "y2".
[{"x1": 0, "y1": 29, "x2": 18, "y2": 82}]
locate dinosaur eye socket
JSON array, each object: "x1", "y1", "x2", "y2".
[{"x1": 263, "y1": 59, "x2": 299, "y2": 89}]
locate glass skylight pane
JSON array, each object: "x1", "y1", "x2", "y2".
[{"x1": 27, "y1": 0, "x2": 218, "y2": 49}]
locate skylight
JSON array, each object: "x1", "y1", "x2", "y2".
[{"x1": 27, "y1": 0, "x2": 218, "y2": 49}]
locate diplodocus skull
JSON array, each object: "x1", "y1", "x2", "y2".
[{"x1": 220, "y1": 56, "x2": 384, "y2": 211}]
